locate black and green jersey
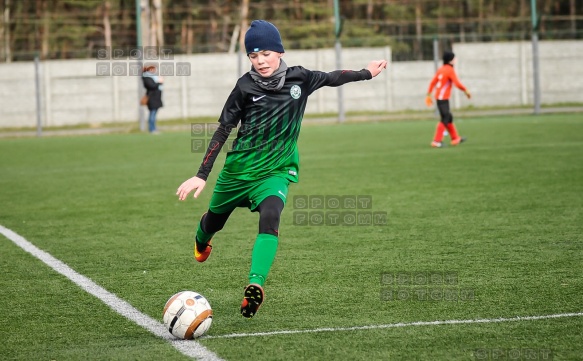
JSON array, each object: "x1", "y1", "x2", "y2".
[{"x1": 196, "y1": 65, "x2": 372, "y2": 182}]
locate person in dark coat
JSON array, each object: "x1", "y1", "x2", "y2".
[{"x1": 141, "y1": 65, "x2": 164, "y2": 134}]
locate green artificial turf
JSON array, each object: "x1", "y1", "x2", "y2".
[{"x1": 0, "y1": 113, "x2": 581, "y2": 360}]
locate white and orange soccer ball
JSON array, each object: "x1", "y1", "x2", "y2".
[{"x1": 163, "y1": 291, "x2": 213, "y2": 339}]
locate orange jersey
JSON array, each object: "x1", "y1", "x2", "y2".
[{"x1": 427, "y1": 64, "x2": 467, "y2": 100}]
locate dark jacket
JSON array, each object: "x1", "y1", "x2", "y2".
[{"x1": 142, "y1": 75, "x2": 163, "y2": 110}]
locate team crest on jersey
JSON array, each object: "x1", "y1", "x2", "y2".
[{"x1": 290, "y1": 85, "x2": 301, "y2": 99}]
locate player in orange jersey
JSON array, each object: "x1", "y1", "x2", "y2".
[{"x1": 425, "y1": 51, "x2": 471, "y2": 148}]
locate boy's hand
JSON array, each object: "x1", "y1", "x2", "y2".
[
  {"x1": 425, "y1": 95, "x2": 433, "y2": 107},
  {"x1": 465, "y1": 90, "x2": 472, "y2": 99},
  {"x1": 176, "y1": 176, "x2": 206, "y2": 200},
  {"x1": 367, "y1": 60, "x2": 388, "y2": 78}
]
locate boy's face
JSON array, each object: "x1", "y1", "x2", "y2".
[{"x1": 248, "y1": 50, "x2": 283, "y2": 77}]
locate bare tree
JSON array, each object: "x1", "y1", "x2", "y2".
[
  {"x1": 0, "y1": 7, "x2": 3, "y2": 61},
  {"x1": 186, "y1": 10, "x2": 193, "y2": 54},
  {"x1": 140, "y1": 0, "x2": 150, "y2": 47},
  {"x1": 151, "y1": 0, "x2": 164, "y2": 47},
  {"x1": 459, "y1": 1, "x2": 467, "y2": 43},
  {"x1": 103, "y1": 1, "x2": 112, "y2": 48},
  {"x1": 1, "y1": 0, "x2": 11, "y2": 62},
  {"x1": 220, "y1": 14, "x2": 230, "y2": 52},
  {"x1": 1, "y1": 0, "x2": 581, "y2": 62},
  {"x1": 238, "y1": 0, "x2": 249, "y2": 52},
  {"x1": 438, "y1": 0, "x2": 446, "y2": 35},
  {"x1": 40, "y1": 0, "x2": 49, "y2": 59},
  {"x1": 476, "y1": 0, "x2": 484, "y2": 38},
  {"x1": 366, "y1": 0, "x2": 373, "y2": 22},
  {"x1": 414, "y1": 0, "x2": 422, "y2": 60},
  {"x1": 519, "y1": 0, "x2": 527, "y2": 36},
  {"x1": 207, "y1": 0, "x2": 217, "y2": 52},
  {"x1": 569, "y1": 0, "x2": 576, "y2": 36},
  {"x1": 540, "y1": 0, "x2": 554, "y2": 33},
  {"x1": 228, "y1": 23, "x2": 239, "y2": 53},
  {"x1": 293, "y1": 0, "x2": 302, "y2": 20}
]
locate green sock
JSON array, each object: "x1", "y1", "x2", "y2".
[
  {"x1": 195, "y1": 221, "x2": 214, "y2": 249},
  {"x1": 248, "y1": 233, "x2": 279, "y2": 287}
]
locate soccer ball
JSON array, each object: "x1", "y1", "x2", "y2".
[{"x1": 162, "y1": 291, "x2": 213, "y2": 339}]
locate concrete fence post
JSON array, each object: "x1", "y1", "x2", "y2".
[
  {"x1": 43, "y1": 61, "x2": 52, "y2": 126},
  {"x1": 520, "y1": 42, "x2": 528, "y2": 105},
  {"x1": 384, "y1": 46, "x2": 392, "y2": 112},
  {"x1": 34, "y1": 56, "x2": 43, "y2": 137}
]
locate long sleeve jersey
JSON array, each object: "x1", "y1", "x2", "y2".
[
  {"x1": 427, "y1": 64, "x2": 467, "y2": 101},
  {"x1": 195, "y1": 66, "x2": 372, "y2": 182}
]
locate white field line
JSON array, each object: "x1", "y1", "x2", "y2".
[
  {"x1": 204, "y1": 312, "x2": 583, "y2": 339},
  {"x1": 4, "y1": 226, "x2": 582, "y2": 349},
  {"x1": 0, "y1": 225, "x2": 224, "y2": 361}
]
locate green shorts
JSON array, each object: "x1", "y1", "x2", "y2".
[{"x1": 208, "y1": 173, "x2": 290, "y2": 214}]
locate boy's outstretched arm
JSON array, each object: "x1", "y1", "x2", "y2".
[
  {"x1": 322, "y1": 59, "x2": 387, "y2": 87},
  {"x1": 366, "y1": 60, "x2": 388, "y2": 78}
]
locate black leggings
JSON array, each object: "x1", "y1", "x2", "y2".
[
  {"x1": 437, "y1": 99, "x2": 454, "y2": 125},
  {"x1": 201, "y1": 196, "x2": 284, "y2": 237}
]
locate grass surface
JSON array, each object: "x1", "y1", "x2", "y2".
[{"x1": 0, "y1": 113, "x2": 582, "y2": 360}]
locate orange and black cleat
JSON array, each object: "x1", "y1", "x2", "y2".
[
  {"x1": 240, "y1": 284, "x2": 264, "y2": 318},
  {"x1": 194, "y1": 239, "x2": 212, "y2": 263},
  {"x1": 431, "y1": 141, "x2": 443, "y2": 148},
  {"x1": 194, "y1": 213, "x2": 212, "y2": 263},
  {"x1": 451, "y1": 137, "x2": 466, "y2": 146}
]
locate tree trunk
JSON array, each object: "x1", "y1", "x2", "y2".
[
  {"x1": 181, "y1": 20, "x2": 186, "y2": 53},
  {"x1": 228, "y1": 24, "x2": 239, "y2": 54},
  {"x1": 519, "y1": 0, "x2": 527, "y2": 36},
  {"x1": 414, "y1": 0, "x2": 422, "y2": 60},
  {"x1": 0, "y1": 9, "x2": 3, "y2": 61},
  {"x1": 120, "y1": 0, "x2": 130, "y2": 46},
  {"x1": 293, "y1": 0, "x2": 301, "y2": 20},
  {"x1": 140, "y1": 0, "x2": 150, "y2": 47},
  {"x1": 540, "y1": 0, "x2": 554, "y2": 34},
  {"x1": 221, "y1": 14, "x2": 230, "y2": 52},
  {"x1": 149, "y1": 0, "x2": 157, "y2": 47},
  {"x1": 186, "y1": 12, "x2": 193, "y2": 54},
  {"x1": 208, "y1": 0, "x2": 217, "y2": 52},
  {"x1": 41, "y1": 0, "x2": 49, "y2": 59},
  {"x1": 103, "y1": 1, "x2": 112, "y2": 48},
  {"x1": 153, "y1": 0, "x2": 163, "y2": 47},
  {"x1": 238, "y1": 0, "x2": 249, "y2": 52},
  {"x1": 2, "y1": 0, "x2": 11, "y2": 62},
  {"x1": 569, "y1": 0, "x2": 576, "y2": 36},
  {"x1": 148, "y1": 0, "x2": 158, "y2": 46},
  {"x1": 459, "y1": 1, "x2": 467, "y2": 43},
  {"x1": 150, "y1": 0, "x2": 164, "y2": 46},
  {"x1": 438, "y1": 0, "x2": 445, "y2": 35},
  {"x1": 438, "y1": 0, "x2": 445, "y2": 51},
  {"x1": 478, "y1": 0, "x2": 483, "y2": 39}
]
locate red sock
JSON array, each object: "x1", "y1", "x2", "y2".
[
  {"x1": 433, "y1": 122, "x2": 446, "y2": 142},
  {"x1": 445, "y1": 123, "x2": 459, "y2": 140}
]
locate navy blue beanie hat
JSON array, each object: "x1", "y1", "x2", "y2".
[
  {"x1": 443, "y1": 51, "x2": 455, "y2": 64},
  {"x1": 244, "y1": 20, "x2": 285, "y2": 54}
]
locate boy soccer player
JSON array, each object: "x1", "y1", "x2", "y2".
[
  {"x1": 176, "y1": 20, "x2": 387, "y2": 318},
  {"x1": 425, "y1": 51, "x2": 471, "y2": 148}
]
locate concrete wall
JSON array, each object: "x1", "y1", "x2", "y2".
[
  {"x1": 453, "y1": 40, "x2": 583, "y2": 108},
  {"x1": 0, "y1": 40, "x2": 581, "y2": 128}
]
